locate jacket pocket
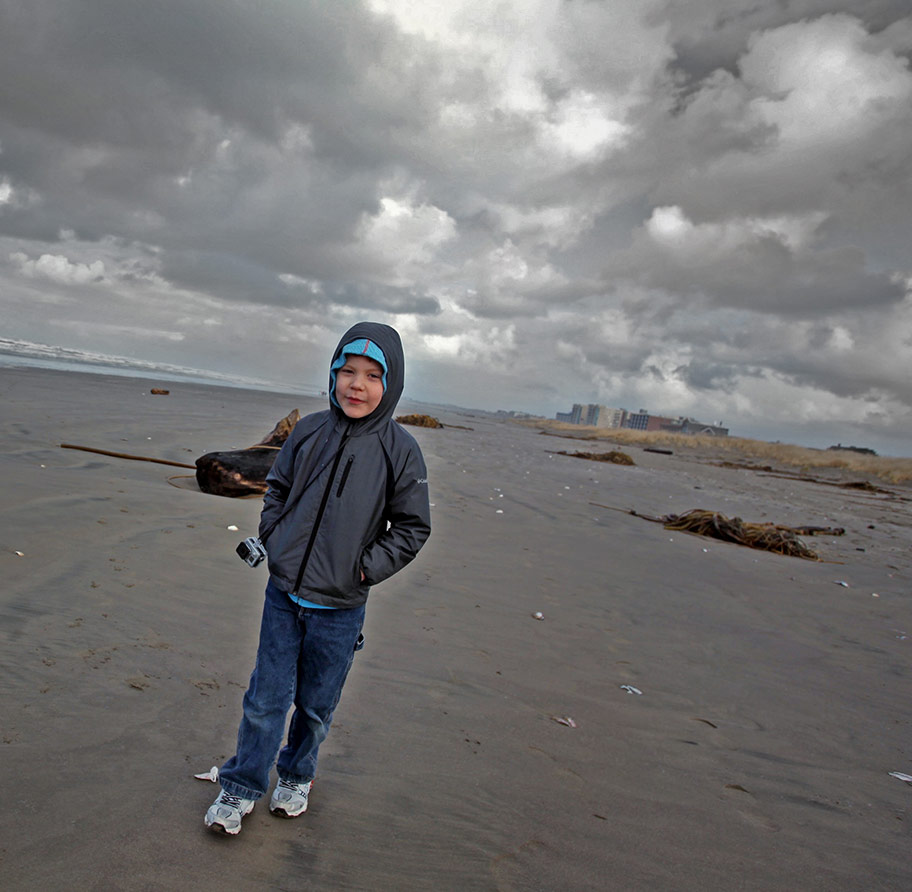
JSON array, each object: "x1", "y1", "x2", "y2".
[{"x1": 336, "y1": 455, "x2": 354, "y2": 497}]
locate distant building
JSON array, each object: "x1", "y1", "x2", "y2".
[
  {"x1": 624, "y1": 410, "x2": 650, "y2": 431},
  {"x1": 557, "y1": 403, "x2": 729, "y2": 436},
  {"x1": 596, "y1": 407, "x2": 626, "y2": 428},
  {"x1": 690, "y1": 420, "x2": 728, "y2": 436},
  {"x1": 648, "y1": 414, "x2": 678, "y2": 432},
  {"x1": 557, "y1": 404, "x2": 585, "y2": 424},
  {"x1": 555, "y1": 404, "x2": 583, "y2": 424},
  {"x1": 663, "y1": 417, "x2": 729, "y2": 437},
  {"x1": 555, "y1": 403, "x2": 626, "y2": 427}
]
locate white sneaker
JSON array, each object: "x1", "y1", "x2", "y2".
[
  {"x1": 269, "y1": 778, "x2": 312, "y2": 818},
  {"x1": 204, "y1": 789, "x2": 255, "y2": 835}
]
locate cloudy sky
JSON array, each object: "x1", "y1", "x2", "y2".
[{"x1": 2, "y1": 1, "x2": 911, "y2": 453}]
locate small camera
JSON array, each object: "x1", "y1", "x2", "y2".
[{"x1": 236, "y1": 536, "x2": 268, "y2": 568}]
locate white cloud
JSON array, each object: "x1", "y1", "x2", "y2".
[
  {"x1": 0, "y1": 177, "x2": 39, "y2": 210},
  {"x1": 541, "y1": 90, "x2": 631, "y2": 160},
  {"x1": 10, "y1": 251, "x2": 106, "y2": 285},
  {"x1": 357, "y1": 194, "x2": 457, "y2": 284},
  {"x1": 645, "y1": 205, "x2": 828, "y2": 256},
  {"x1": 417, "y1": 321, "x2": 517, "y2": 367},
  {"x1": 659, "y1": 12, "x2": 912, "y2": 228},
  {"x1": 422, "y1": 333, "x2": 462, "y2": 357},
  {"x1": 828, "y1": 325, "x2": 854, "y2": 351},
  {"x1": 742, "y1": 15, "x2": 912, "y2": 150},
  {"x1": 367, "y1": 0, "x2": 461, "y2": 42}
]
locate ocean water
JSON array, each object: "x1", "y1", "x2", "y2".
[
  {"x1": 0, "y1": 338, "x2": 471, "y2": 420},
  {"x1": 0, "y1": 337, "x2": 312, "y2": 396}
]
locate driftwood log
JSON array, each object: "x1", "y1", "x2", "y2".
[
  {"x1": 253, "y1": 409, "x2": 301, "y2": 447},
  {"x1": 195, "y1": 409, "x2": 300, "y2": 497}
]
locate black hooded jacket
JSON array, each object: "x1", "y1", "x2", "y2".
[{"x1": 258, "y1": 322, "x2": 431, "y2": 608}]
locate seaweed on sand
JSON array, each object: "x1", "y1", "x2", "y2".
[
  {"x1": 557, "y1": 450, "x2": 635, "y2": 465},
  {"x1": 396, "y1": 414, "x2": 444, "y2": 428},
  {"x1": 594, "y1": 506, "x2": 846, "y2": 560}
]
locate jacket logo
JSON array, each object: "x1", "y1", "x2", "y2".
[{"x1": 416, "y1": 477, "x2": 428, "y2": 484}]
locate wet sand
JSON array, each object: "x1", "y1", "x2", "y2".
[{"x1": 1, "y1": 366, "x2": 910, "y2": 891}]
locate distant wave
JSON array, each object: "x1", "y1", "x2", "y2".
[{"x1": 0, "y1": 337, "x2": 308, "y2": 394}]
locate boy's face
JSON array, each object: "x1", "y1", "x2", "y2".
[{"x1": 335, "y1": 354, "x2": 384, "y2": 419}]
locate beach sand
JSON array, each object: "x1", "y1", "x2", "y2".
[{"x1": 1, "y1": 366, "x2": 910, "y2": 891}]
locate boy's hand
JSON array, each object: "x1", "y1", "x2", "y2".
[{"x1": 360, "y1": 569, "x2": 365, "y2": 582}]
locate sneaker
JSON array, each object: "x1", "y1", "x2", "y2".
[
  {"x1": 204, "y1": 789, "x2": 256, "y2": 835},
  {"x1": 269, "y1": 778, "x2": 312, "y2": 818}
]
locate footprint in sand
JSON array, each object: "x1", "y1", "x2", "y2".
[{"x1": 723, "y1": 784, "x2": 780, "y2": 832}]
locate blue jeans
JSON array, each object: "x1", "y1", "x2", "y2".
[{"x1": 218, "y1": 579, "x2": 366, "y2": 800}]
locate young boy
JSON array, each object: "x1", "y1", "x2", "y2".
[{"x1": 205, "y1": 321, "x2": 431, "y2": 835}]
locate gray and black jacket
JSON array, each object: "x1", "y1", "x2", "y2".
[{"x1": 258, "y1": 322, "x2": 431, "y2": 608}]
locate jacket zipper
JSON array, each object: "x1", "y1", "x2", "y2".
[
  {"x1": 336, "y1": 455, "x2": 354, "y2": 497},
  {"x1": 292, "y1": 428, "x2": 350, "y2": 596}
]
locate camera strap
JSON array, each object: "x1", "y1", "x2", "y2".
[{"x1": 259, "y1": 430, "x2": 350, "y2": 545}]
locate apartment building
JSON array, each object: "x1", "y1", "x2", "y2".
[{"x1": 556, "y1": 404, "x2": 728, "y2": 437}]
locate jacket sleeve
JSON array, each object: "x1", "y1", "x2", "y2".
[
  {"x1": 359, "y1": 441, "x2": 431, "y2": 586},
  {"x1": 258, "y1": 432, "x2": 297, "y2": 540}
]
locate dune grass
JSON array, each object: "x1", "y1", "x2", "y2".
[{"x1": 519, "y1": 419, "x2": 912, "y2": 485}]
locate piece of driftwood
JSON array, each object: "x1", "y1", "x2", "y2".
[
  {"x1": 396, "y1": 414, "x2": 443, "y2": 428},
  {"x1": 712, "y1": 463, "x2": 899, "y2": 497},
  {"x1": 60, "y1": 443, "x2": 195, "y2": 469},
  {"x1": 557, "y1": 450, "x2": 635, "y2": 465},
  {"x1": 195, "y1": 409, "x2": 300, "y2": 497},
  {"x1": 643, "y1": 447, "x2": 673, "y2": 455},
  {"x1": 839, "y1": 480, "x2": 884, "y2": 492},
  {"x1": 716, "y1": 460, "x2": 775, "y2": 472},
  {"x1": 150, "y1": 388, "x2": 170, "y2": 395},
  {"x1": 195, "y1": 447, "x2": 280, "y2": 497},
  {"x1": 254, "y1": 409, "x2": 300, "y2": 446}
]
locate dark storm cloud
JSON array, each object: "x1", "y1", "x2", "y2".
[
  {"x1": 657, "y1": 305, "x2": 912, "y2": 406},
  {"x1": 0, "y1": 0, "x2": 446, "y2": 289},
  {"x1": 161, "y1": 249, "x2": 440, "y2": 315},
  {"x1": 672, "y1": 360, "x2": 743, "y2": 392},
  {"x1": 0, "y1": 1, "x2": 406, "y2": 151},
  {"x1": 323, "y1": 283, "x2": 440, "y2": 315},
  {"x1": 766, "y1": 349, "x2": 912, "y2": 404},
  {"x1": 610, "y1": 231, "x2": 905, "y2": 315},
  {"x1": 462, "y1": 276, "x2": 604, "y2": 319}
]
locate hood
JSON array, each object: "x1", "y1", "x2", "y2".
[{"x1": 328, "y1": 321, "x2": 404, "y2": 433}]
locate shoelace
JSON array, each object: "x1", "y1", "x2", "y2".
[
  {"x1": 278, "y1": 778, "x2": 301, "y2": 791},
  {"x1": 219, "y1": 792, "x2": 244, "y2": 807}
]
